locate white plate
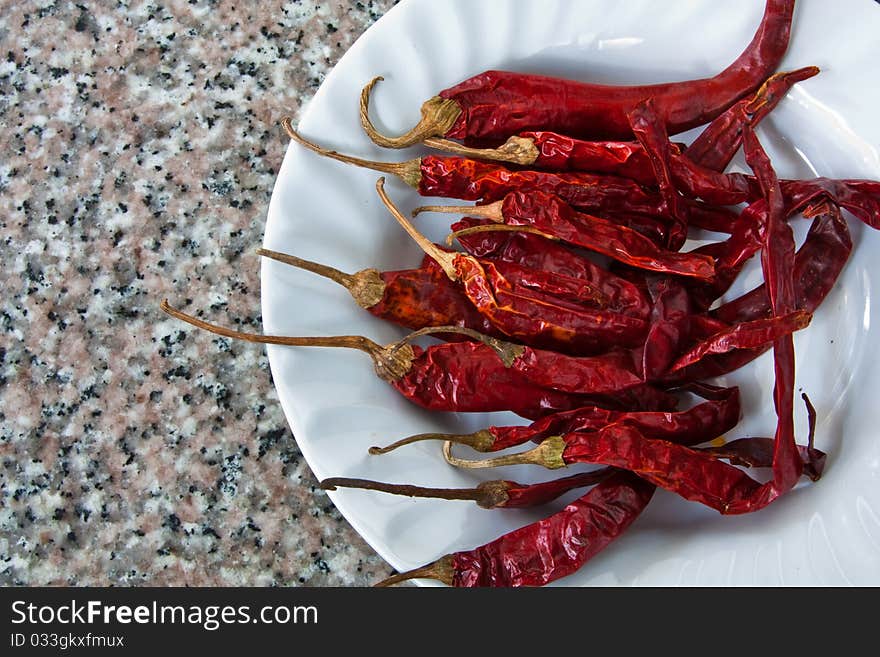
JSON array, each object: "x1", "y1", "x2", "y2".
[{"x1": 262, "y1": 0, "x2": 880, "y2": 585}]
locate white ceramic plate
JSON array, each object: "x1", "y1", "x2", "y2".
[{"x1": 262, "y1": 0, "x2": 880, "y2": 585}]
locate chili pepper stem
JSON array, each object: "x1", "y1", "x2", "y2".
[
  {"x1": 281, "y1": 117, "x2": 423, "y2": 188},
  {"x1": 320, "y1": 476, "x2": 512, "y2": 509},
  {"x1": 443, "y1": 436, "x2": 567, "y2": 470},
  {"x1": 257, "y1": 248, "x2": 385, "y2": 309},
  {"x1": 375, "y1": 555, "x2": 455, "y2": 587},
  {"x1": 369, "y1": 429, "x2": 496, "y2": 455},
  {"x1": 422, "y1": 135, "x2": 540, "y2": 166},
  {"x1": 447, "y1": 224, "x2": 558, "y2": 247},
  {"x1": 412, "y1": 200, "x2": 504, "y2": 221},
  {"x1": 159, "y1": 300, "x2": 415, "y2": 382},
  {"x1": 375, "y1": 177, "x2": 457, "y2": 280},
  {"x1": 359, "y1": 76, "x2": 462, "y2": 149}
]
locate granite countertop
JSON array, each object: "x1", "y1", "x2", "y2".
[{"x1": 1, "y1": 0, "x2": 399, "y2": 586}]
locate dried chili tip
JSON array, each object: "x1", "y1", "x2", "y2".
[
  {"x1": 280, "y1": 117, "x2": 423, "y2": 188},
  {"x1": 320, "y1": 476, "x2": 513, "y2": 509},
  {"x1": 375, "y1": 555, "x2": 455, "y2": 587},
  {"x1": 359, "y1": 76, "x2": 462, "y2": 150},
  {"x1": 257, "y1": 248, "x2": 385, "y2": 309}
]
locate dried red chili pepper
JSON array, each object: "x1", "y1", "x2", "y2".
[
  {"x1": 369, "y1": 384, "x2": 740, "y2": 455},
  {"x1": 282, "y1": 123, "x2": 736, "y2": 241},
  {"x1": 359, "y1": 0, "x2": 794, "y2": 146},
  {"x1": 161, "y1": 304, "x2": 677, "y2": 419},
  {"x1": 257, "y1": 248, "x2": 502, "y2": 340},
  {"x1": 373, "y1": 470, "x2": 656, "y2": 587},
  {"x1": 376, "y1": 179, "x2": 650, "y2": 353},
  {"x1": 412, "y1": 67, "x2": 819, "y2": 174},
  {"x1": 442, "y1": 420, "x2": 819, "y2": 515},
  {"x1": 417, "y1": 191, "x2": 716, "y2": 280}
]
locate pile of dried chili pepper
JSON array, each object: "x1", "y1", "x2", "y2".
[{"x1": 162, "y1": 0, "x2": 880, "y2": 587}]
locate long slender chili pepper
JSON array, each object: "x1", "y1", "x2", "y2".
[
  {"x1": 256, "y1": 248, "x2": 501, "y2": 339},
  {"x1": 412, "y1": 67, "x2": 819, "y2": 172},
  {"x1": 450, "y1": 218, "x2": 651, "y2": 319},
  {"x1": 416, "y1": 191, "x2": 716, "y2": 280},
  {"x1": 321, "y1": 469, "x2": 613, "y2": 510},
  {"x1": 376, "y1": 179, "x2": 650, "y2": 352},
  {"x1": 441, "y1": 420, "x2": 820, "y2": 515},
  {"x1": 160, "y1": 304, "x2": 677, "y2": 419},
  {"x1": 359, "y1": 0, "x2": 794, "y2": 147},
  {"x1": 373, "y1": 471, "x2": 656, "y2": 587},
  {"x1": 282, "y1": 123, "x2": 737, "y2": 239},
  {"x1": 323, "y1": 423, "x2": 826, "y2": 509},
  {"x1": 369, "y1": 384, "x2": 740, "y2": 455}
]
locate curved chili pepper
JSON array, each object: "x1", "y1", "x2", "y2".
[
  {"x1": 377, "y1": 180, "x2": 650, "y2": 353},
  {"x1": 628, "y1": 98, "x2": 688, "y2": 249},
  {"x1": 359, "y1": 0, "x2": 795, "y2": 146},
  {"x1": 450, "y1": 218, "x2": 651, "y2": 319},
  {"x1": 418, "y1": 191, "x2": 716, "y2": 280},
  {"x1": 373, "y1": 471, "x2": 656, "y2": 587},
  {"x1": 161, "y1": 304, "x2": 677, "y2": 419},
  {"x1": 713, "y1": 201, "x2": 851, "y2": 325},
  {"x1": 369, "y1": 384, "x2": 740, "y2": 455},
  {"x1": 685, "y1": 66, "x2": 820, "y2": 171}
]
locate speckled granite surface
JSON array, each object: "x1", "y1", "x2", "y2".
[{"x1": 1, "y1": 0, "x2": 399, "y2": 586}]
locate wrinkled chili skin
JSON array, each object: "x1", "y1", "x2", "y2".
[
  {"x1": 451, "y1": 471, "x2": 655, "y2": 587},
  {"x1": 713, "y1": 204, "x2": 852, "y2": 324},
  {"x1": 501, "y1": 470, "x2": 614, "y2": 508},
  {"x1": 702, "y1": 438, "x2": 826, "y2": 481},
  {"x1": 513, "y1": 68, "x2": 817, "y2": 177},
  {"x1": 486, "y1": 385, "x2": 741, "y2": 451},
  {"x1": 640, "y1": 277, "x2": 692, "y2": 380},
  {"x1": 559, "y1": 425, "x2": 795, "y2": 514},
  {"x1": 371, "y1": 263, "x2": 501, "y2": 338},
  {"x1": 439, "y1": 0, "x2": 794, "y2": 143},
  {"x1": 453, "y1": 218, "x2": 651, "y2": 319},
  {"x1": 418, "y1": 156, "x2": 738, "y2": 235},
  {"x1": 393, "y1": 342, "x2": 676, "y2": 420},
  {"x1": 495, "y1": 191, "x2": 716, "y2": 279},
  {"x1": 452, "y1": 256, "x2": 650, "y2": 354}
]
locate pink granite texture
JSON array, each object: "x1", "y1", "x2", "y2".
[{"x1": 0, "y1": 0, "x2": 399, "y2": 586}]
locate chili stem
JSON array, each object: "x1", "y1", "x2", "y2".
[
  {"x1": 443, "y1": 437, "x2": 567, "y2": 470},
  {"x1": 321, "y1": 477, "x2": 511, "y2": 508},
  {"x1": 392, "y1": 325, "x2": 524, "y2": 368},
  {"x1": 159, "y1": 300, "x2": 415, "y2": 382},
  {"x1": 257, "y1": 248, "x2": 385, "y2": 309},
  {"x1": 281, "y1": 117, "x2": 422, "y2": 188},
  {"x1": 375, "y1": 555, "x2": 455, "y2": 587},
  {"x1": 375, "y1": 177, "x2": 457, "y2": 279},
  {"x1": 359, "y1": 76, "x2": 461, "y2": 149},
  {"x1": 412, "y1": 200, "x2": 504, "y2": 220},
  {"x1": 422, "y1": 135, "x2": 540, "y2": 166},
  {"x1": 447, "y1": 224, "x2": 558, "y2": 246},
  {"x1": 369, "y1": 429, "x2": 495, "y2": 455}
]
